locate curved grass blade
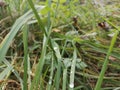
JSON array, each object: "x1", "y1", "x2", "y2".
[
  {"x1": 95, "y1": 30, "x2": 119, "y2": 90},
  {"x1": 0, "y1": 6, "x2": 45, "y2": 62}
]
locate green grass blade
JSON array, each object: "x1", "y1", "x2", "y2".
[
  {"x1": 12, "y1": 68, "x2": 24, "y2": 90},
  {"x1": 46, "y1": 53, "x2": 54, "y2": 90},
  {"x1": 51, "y1": 40, "x2": 62, "y2": 90},
  {"x1": 55, "y1": 62, "x2": 61, "y2": 90},
  {"x1": 62, "y1": 68, "x2": 67, "y2": 90},
  {"x1": 27, "y1": 55, "x2": 32, "y2": 90},
  {"x1": 69, "y1": 42, "x2": 77, "y2": 90},
  {"x1": 3, "y1": 58, "x2": 23, "y2": 89},
  {"x1": 0, "y1": 66, "x2": 13, "y2": 80},
  {"x1": 22, "y1": 25, "x2": 28, "y2": 90},
  {"x1": 27, "y1": 0, "x2": 52, "y2": 89},
  {"x1": 30, "y1": 35, "x2": 48, "y2": 90},
  {"x1": 95, "y1": 30, "x2": 119, "y2": 90},
  {"x1": 0, "y1": 6, "x2": 44, "y2": 62},
  {"x1": 27, "y1": 0, "x2": 48, "y2": 36}
]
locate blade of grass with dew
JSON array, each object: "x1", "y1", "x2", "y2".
[
  {"x1": 27, "y1": 0, "x2": 52, "y2": 89},
  {"x1": 3, "y1": 58, "x2": 23, "y2": 89},
  {"x1": 62, "y1": 68, "x2": 67, "y2": 90},
  {"x1": 0, "y1": 6, "x2": 45, "y2": 62},
  {"x1": 94, "y1": 30, "x2": 119, "y2": 90},
  {"x1": 46, "y1": 53, "x2": 54, "y2": 90},
  {"x1": 22, "y1": 24, "x2": 28, "y2": 90},
  {"x1": 51, "y1": 40, "x2": 62, "y2": 90},
  {"x1": 69, "y1": 42, "x2": 77, "y2": 90},
  {"x1": 55, "y1": 54, "x2": 61, "y2": 90}
]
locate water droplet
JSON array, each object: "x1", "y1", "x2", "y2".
[
  {"x1": 12, "y1": 69, "x2": 14, "y2": 72},
  {"x1": 54, "y1": 47, "x2": 57, "y2": 50},
  {"x1": 30, "y1": 71, "x2": 32, "y2": 74},
  {"x1": 49, "y1": 81, "x2": 52, "y2": 85},
  {"x1": 69, "y1": 83, "x2": 74, "y2": 88}
]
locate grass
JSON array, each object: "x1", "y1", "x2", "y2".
[
  {"x1": 23, "y1": 24, "x2": 28, "y2": 90},
  {"x1": 95, "y1": 30, "x2": 119, "y2": 90},
  {"x1": 0, "y1": 0, "x2": 120, "y2": 90}
]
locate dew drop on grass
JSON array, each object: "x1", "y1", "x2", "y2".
[
  {"x1": 49, "y1": 81, "x2": 52, "y2": 85},
  {"x1": 12, "y1": 69, "x2": 14, "y2": 72},
  {"x1": 69, "y1": 83, "x2": 74, "y2": 88},
  {"x1": 54, "y1": 47, "x2": 57, "y2": 50}
]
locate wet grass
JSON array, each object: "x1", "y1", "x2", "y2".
[{"x1": 0, "y1": 0, "x2": 120, "y2": 90}]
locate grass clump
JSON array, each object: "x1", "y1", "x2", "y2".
[{"x1": 0, "y1": 0, "x2": 120, "y2": 90}]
